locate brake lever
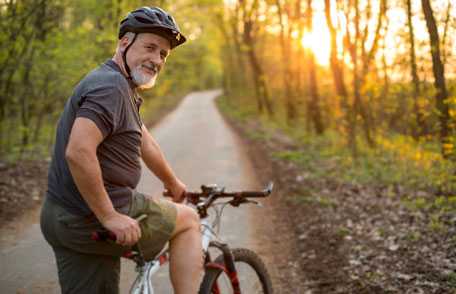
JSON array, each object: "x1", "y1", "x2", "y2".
[{"x1": 229, "y1": 198, "x2": 262, "y2": 207}]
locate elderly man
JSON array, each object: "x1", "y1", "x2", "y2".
[{"x1": 40, "y1": 7, "x2": 203, "y2": 294}]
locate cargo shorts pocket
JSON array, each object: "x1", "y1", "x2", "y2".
[{"x1": 128, "y1": 191, "x2": 177, "y2": 261}]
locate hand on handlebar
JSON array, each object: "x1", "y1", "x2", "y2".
[
  {"x1": 164, "y1": 178, "x2": 187, "y2": 203},
  {"x1": 100, "y1": 211, "x2": 141, "y2": 247}
]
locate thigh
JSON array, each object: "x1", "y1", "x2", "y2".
[
  {"x1": 129, "y1": 192, "x2": 178, "y2": 260},
  {"x1": 53, "y1": 245, "x2": 120, "y2": 294}
]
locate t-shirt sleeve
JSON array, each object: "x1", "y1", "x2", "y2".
[{"x1": 76, "y1": 85, "x2": 125, "y2": 138}]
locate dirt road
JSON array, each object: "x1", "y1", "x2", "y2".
[{"x1": 0, "y1": 90, "x2": 267, "y2": 293}]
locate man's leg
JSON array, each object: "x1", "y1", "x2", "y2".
[
  {"x1": 168, "y1": 204, "x2": 204, "y2": 294},
  {"x1": 53, "y1": 246, "x2": 121, "y2": 294},
  {"x1": 41, "y1": 197, "x2": 124, "y2": 294},
  {"x1": 129, "y1": 192, "x2": 204, "y2": 293}
]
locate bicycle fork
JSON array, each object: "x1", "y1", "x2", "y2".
[{"x1": 205, "y1": 241, "x2": 242, "y2": 294}]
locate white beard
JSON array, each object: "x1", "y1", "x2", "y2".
[{"x1": 131, "y1": 65, "x2": 157, "y2": 89}]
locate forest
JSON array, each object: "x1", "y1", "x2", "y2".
[
  {"x1": 217, "y1": 0, "x2": 456, "y2": 196},
  {"x1": 0, "y1": 0, "x2": 222, "y2": 160},
  {"x1": 1, "y1": 0, "x2": 455, "y2": 188}
]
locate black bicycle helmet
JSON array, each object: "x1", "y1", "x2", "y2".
[
  {"x1": 119, "y1": 7, "x2": 186, "y2": 49},
  {"x1": 118, "y1": 7, "x2": 186, "y2": 84}
]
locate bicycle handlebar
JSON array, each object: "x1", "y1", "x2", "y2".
[
  {"x1": 93, "y1": 183, "x2": 273, "y2": 243},
  {"x1": 164, "y1": 182, "x2": 273, "y2": 205}
]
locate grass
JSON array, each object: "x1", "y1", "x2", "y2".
[{"x1": 216, "y1": 94, "x2": 456, "y2": 215}]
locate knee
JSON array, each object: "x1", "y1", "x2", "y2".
[{"x1": 177, "y1": 206, "x2": 200, "y2": 230}]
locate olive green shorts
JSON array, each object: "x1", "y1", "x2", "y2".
[
  {"x1": 40, "y1": 191, "x2": 177, "y2": 294},
  {"x1": 129, "y1": 192, "x2": 177, "y2": 260}
]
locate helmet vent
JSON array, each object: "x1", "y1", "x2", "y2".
[
  {"x1": 135, "y1": 16, "x2": 153, "y2": 24},
  {"x1": 156, "y1": 13, "x2": 164, "y2": 22}
]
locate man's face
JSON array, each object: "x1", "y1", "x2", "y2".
[{"x1": 122, "y1": 33, "x2": 171, "y2": 89}]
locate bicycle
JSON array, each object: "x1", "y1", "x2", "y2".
[{"x1": 93, "y1": 182, "x2": 274, "y2": 294}]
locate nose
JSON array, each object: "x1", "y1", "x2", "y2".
[{"x1": 150, "y1": 51, "x2": 163, "y2": 67}]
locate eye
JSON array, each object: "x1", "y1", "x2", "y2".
[
  {"x1": 145, "y1": 44, "x2": 157, "y2": 51},
  {"x1": 160, "y1": 50, "x2": 169, "y2": 60}
]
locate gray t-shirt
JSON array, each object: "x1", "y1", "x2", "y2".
[{"x1": 47, "y1": 60, "x2": 143, "y2": 216}]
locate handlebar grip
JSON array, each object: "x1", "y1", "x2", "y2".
[
  {"x1": 91, "y1": 230, "x2": 116, "y2": 242},
  {"x1": 91, "y1": 214, "x2": 147, "y2": 242},
  {"x1": 240, "y1": 191, "x2": 268, "y2": 197}
]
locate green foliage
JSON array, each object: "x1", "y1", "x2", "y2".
[
  {"x1": 218, "y1": 92, "x2": 456, "y2": 217},
  {"x1": 405, "y1": 231, "x2": 421, "y2": 242},
  {"x1": 446, "y1": 271, "x2": 456, "y2": 289},
  {"x1": 0, "y1": 0, "x2": 225, "y2": 161},
  {"x1": 337, "y1": 227, "x2": 351, "y2": 238}
]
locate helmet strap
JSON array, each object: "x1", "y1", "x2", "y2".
[{"x1": 122, "y1": 33, "x2": 138, "y2": 81}]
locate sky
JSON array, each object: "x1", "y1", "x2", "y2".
[{"x1": 302, "y1": 0, "x2": 454, "y2": 67}]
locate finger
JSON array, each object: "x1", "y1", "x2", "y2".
[
  {"x1": 132, "y1": 228, "x2": 140, "y2": 244},
  {"x1": 176, "y1": 191, "x2": 186, "y2": 203},
  {"x1": 135, "y1": 222, "x2": 142, "y2": 239},
  {"x1": 129, "y1": 221, "x2": 139, "y2": 244},
  {"x1": 130, "y1": 220, "x2": 141, "y2": 245},
  {"x1": 116, "y1": 231, "x2": 125, "y2": 246},
  {"x1": 124, "y1": 229, "x2": 133, "y2": 246}
]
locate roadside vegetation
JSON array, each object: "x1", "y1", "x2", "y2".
[
  {"x1": 0, "y1": 0, "x2": 221, "y2": 162},
  {"x1": 214, "y1": 4, "x2": 456, "y2": 287},
  {"x1": 219, "y1": 95, "x2": 456, "y2": 292}
]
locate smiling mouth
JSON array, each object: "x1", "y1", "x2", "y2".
[{"x1": 142, "y1": 64, "x2": 157, "y2": 75}]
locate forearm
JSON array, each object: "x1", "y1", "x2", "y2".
[{"x1": 66, "y1": 149, "x2": 115, "y2": 221}]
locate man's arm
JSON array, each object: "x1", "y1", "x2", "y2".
[
  {"x1": 66, "y1": 117, "x2": 141, "y2": 246},
  {"x1": 140, "y1": 124, "x2": 186, "y2": 202}
]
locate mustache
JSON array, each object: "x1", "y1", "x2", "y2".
[{"x1": 142, "y1": 63, "x2": 160, "y2": 74}]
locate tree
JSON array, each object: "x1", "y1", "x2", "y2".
[
  {"x1": 304, "y1": 0, "x2": 324, "y2": 134},
  {"x1": 238, "y1": 0, "x2": 274, "y2": 117},
  {"x1": 406, "y1": 0, "x2": 425, "y2": 139},
  {"x1": 421, "y1": 0, "x2": 451, "y2": 156}
]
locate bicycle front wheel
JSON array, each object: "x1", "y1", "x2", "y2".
[{"x1": 199, "y1": 248, "x2": 273, "y2": 294}]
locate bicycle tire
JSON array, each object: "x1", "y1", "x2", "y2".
[{"x1": 199, "y1": 248, "x2": 273, "y2": 294}]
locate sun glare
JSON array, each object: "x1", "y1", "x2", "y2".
[{"x1": 300, "y1": 14, "x2": 331, "y2": 66}]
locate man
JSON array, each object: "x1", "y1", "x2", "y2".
[{"x1": 40, "y1": 7, "x2": 203, "y2": 294}]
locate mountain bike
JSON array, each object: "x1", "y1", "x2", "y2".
[{"x1": 93, "y1": 182, "x2": 274, "y2": 294}]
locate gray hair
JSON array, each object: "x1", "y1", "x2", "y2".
[
  {"x1": 124, "y1": 32, "x2": 136, "y2": 42},
  {"x1": 116, "y1": 31, "x2": 136, "y2": 55}
]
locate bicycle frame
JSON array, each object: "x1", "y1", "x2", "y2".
[
  {"x1": 129, "y1": 217, "x2": 240, "y2": 294},
  {"x1": 127, "y1": 182, "x2": 273, "y2": 294}
]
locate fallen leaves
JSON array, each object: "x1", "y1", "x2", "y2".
[
  {"x1": 237, "y1": 119, "x2": 456, "y2": 293},
  {"x1": 0, "y1": 160, "x2": 48, "y2": 225}
]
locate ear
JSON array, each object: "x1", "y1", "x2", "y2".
[{"x1": 119, "y1": 36, "x2": 132, "y2": 52}]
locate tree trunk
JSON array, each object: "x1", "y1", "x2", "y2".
[
  {"x1": 324, "y1": 0, "x2": 357, "y2": 156},
  {"x1": 305, "y1": 0, "x2": 324, "y2": 134},
  {"x1": 20, "y1": 41, "x2": 37, "y2": 155},
  {"x1": 275, "y1": 0, "x2": 296, "y2": 124},
  {"x1": 421, "y1": 0, "x2": 451, "y2": 156},
  {"x1": 239, "y1": 0, "x2": 274, "y2": 117},
  {"x1": 406, "y1": 0, "x2": 425, "y2": 139},
  {"x1": 441, "y1": 1, "x2": 451, "y2": 65}
]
